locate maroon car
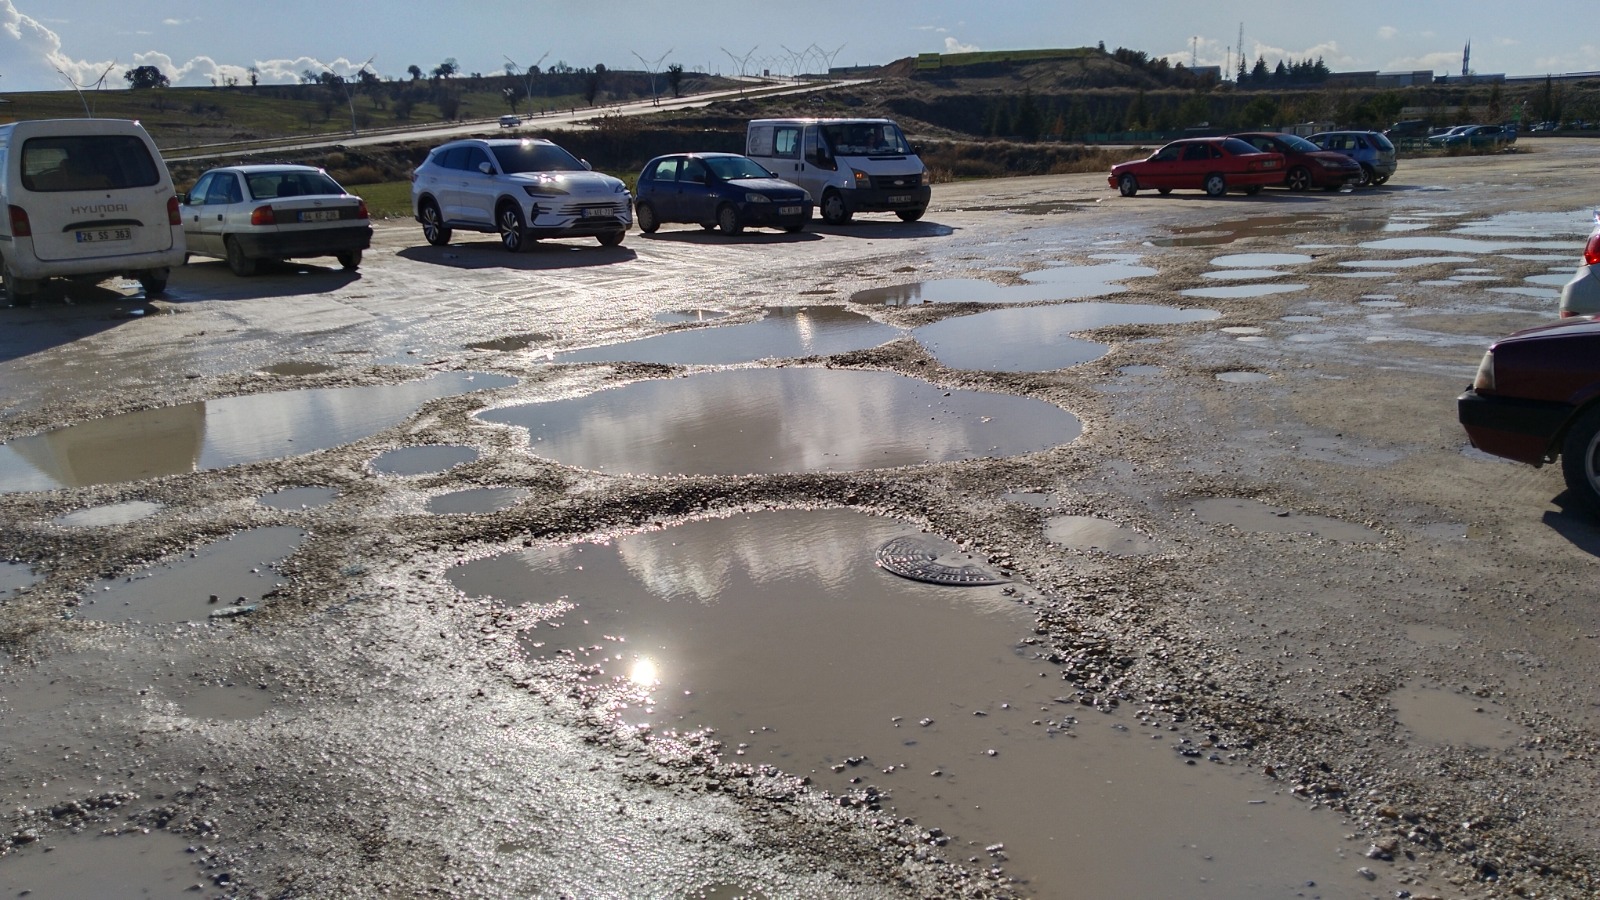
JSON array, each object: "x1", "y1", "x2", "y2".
[
  {"x1": 1108, "y1": 137, "x2": 1285, "y2": 198},
  {"x1": 1458, "y1": 317, "x2": 1600, "y2": 510},
  {"x1": 1232, "y1": 132, "x2": 1363, "y2": 191}
]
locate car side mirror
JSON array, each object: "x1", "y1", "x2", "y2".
[
  {"x1": 477, "y1": 162, "x2": 493, "y2": 175},
  {"x1": 580, "y1": 159, "x2": 593, "y2": 171}
]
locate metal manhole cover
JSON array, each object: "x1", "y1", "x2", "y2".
[{"x1": 876, "y1": 536, "x2": 1009, "y2": 586}]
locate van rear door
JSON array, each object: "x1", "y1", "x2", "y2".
[{"x1": 19, "y1": 134, "x2": 175, "y2": 261}]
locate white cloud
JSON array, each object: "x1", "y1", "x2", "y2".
[
  {"x1": 943, "y1": 36, "x2": 978, "y2": 54},
  {"x1": 1248, "y1": 39, "x2": 1356, "y2": 71},
  {"x1": 0, "y1": 0, "x2": 118, "y2": 91},
  {"x1": 1383, "y1": 50, "x2": 1465, "y2": 74},
  {"x1": 1377, "y1": 26, "x2": 1398, "y2": 41}
]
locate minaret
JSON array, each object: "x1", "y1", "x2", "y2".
[{"x1": 1462, "y1": 40, "x2": 1471, "y2": 78}]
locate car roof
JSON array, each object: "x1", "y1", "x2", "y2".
[
  {"x1": 655, "y1": 152, "x2": 746, "y2": 160},
  {"x1": 205, "y1": 164, "x2": 325, "y2": 174}
]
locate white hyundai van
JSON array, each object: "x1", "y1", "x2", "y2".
[
  {"x1": 746, "y1": 118, "x2": 930, "y2": 225},
  {"x1": 0, "y1": 118, "x2": 186, "y2": 304}
]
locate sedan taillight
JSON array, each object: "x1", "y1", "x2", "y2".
[
  {"x1": 1584, "y1": 230, "x2": 1600, "y2": 266},
  {"x1": 250, "y1": 205, "x2": 276, "y2": 226},
  {"x1": 356, "y1": 199, "x2": 370, "y2": 220},
  {"x1": 8, "y1": 204, "x2": 30, "y2": 237}
]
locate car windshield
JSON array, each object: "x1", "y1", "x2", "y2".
[
  {"x1": 704, "y1": 156, "x2": 774, "y2": 180},
  {"x1": 491, "y1": 142, "x2": 586, "y2": 174},
  {"x1": 246, "y1": 170, "x2": 344, "y2": 200},
  {"x1": 1278, "y1": 134, "x2": 1321, "y2": 152},
  {"x1": 819, "y1": 122, "x2": 912, "y2": 155}
]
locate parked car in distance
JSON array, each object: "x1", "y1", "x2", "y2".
[
  {"x1": 634, "y1": 152, "x2": 812, "y2": 235},
  {"x1": 1386, "y1": 119, "x2": 1431, "y2": 139},
  {"x1": 410, "y1": 137, "x2": 631, "y2": 251},
  {"x1": 1307, "y1": 131, "x2": 1397, "y2": 185},
  {"x1": 180, "y1": 165, "x2": 371, "y2": 276},
  {"x1": 1459, "y1": 317, "x2": 1600, "y2": 512},
  {"x1": 1232, "y1": 132, "x2": 1363, "y2": 191},
  {"x1": 1108, "y1": 137, "x2": 1285, "y2": 197},
  {"x1": 1559, "y1": 214, "x2": 1600, "y2": 318},
  {"x1": 1427, "y1": 124, "x2": 1516, "y2": 149},
  {"x1": 0, "y1": 117, "x2": 185, "y2": 304}
]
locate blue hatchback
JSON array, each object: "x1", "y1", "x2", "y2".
[{"x1": 634, "y1": 152, "x2": 812, "y2": 235}]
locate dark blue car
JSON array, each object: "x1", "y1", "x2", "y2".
[{"x1": 634, "y1": 152, "x2": 812, "y2": 235}]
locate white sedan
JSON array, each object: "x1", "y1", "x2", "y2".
[{"x1": 180, "y1": 164, "x2": 372, "y2": 276}]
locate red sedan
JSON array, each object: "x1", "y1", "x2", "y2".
[
  {"x1": 1109, "y1": 137, "x2": 1285, "y2": 197},
  {"x1": 1232, "y1": 132, "x2": 1364, "y2": 191}
]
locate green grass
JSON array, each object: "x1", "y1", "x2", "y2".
[{"x1": 349, "y1": 182, "x2": 414, "y2": 220}]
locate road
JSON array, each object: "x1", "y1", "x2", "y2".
[{"x1": 2, "y1": 142, "x2": 1598, "y2": 898}]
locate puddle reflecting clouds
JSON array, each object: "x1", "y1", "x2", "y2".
[
  {"x1": 852, "y1": 262, "x2": 1154, "y2": 306},
  {"x1": 370, "y1": 444, "x2": 479, "y2": 476},
  {"x1": 75, "y1": 526, "x2": 305, "y2": 623},
  {"x1": 426, "y1": 486, "x2": 529, "y2": 515},
  {"x1": 912, "y1": 303, "x2": 1218, "y2": 372},
  {"x1": 0, "y1": 372, "x2": 516, "y2": 494},
  {"x1": 477, "y1": 369, "x2": 1081, "y2": 476},
  {"x1": 557, "y1": 307, "x2": 902, "y2": 366},
  {"x1": 448, "y1": 508, "x2": 1366, "y2": 897},
  {"x1": 1181, "y1": 284, "x2": 1307, "y2": 299}
]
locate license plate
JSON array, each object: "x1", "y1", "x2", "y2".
[
  {"x1": 1262, "y1": 160, "x2": 1279, "y2": 168},
  {"x1": 299, "y1": 210, "x2": 340, "y2": 222},
  {"x1": 779, "y1": 205, "x2": 802, "y2": 215},
  {"x1": 76, "y1": 227, "x2": 131, "y2": 243},
  {"x1": 887, "y1": 194, "x2": 912, "y2": 203},
  {"x1": 583, "y1": 207, "x2": 609, "y2": 218}
]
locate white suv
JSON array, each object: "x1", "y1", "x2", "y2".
[{"x1": 410, "y1": 138, "x2": 630, "y2": 251}]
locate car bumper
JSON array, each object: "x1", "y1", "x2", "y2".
[
  {"x1": 839, "y1": 186, "x2": 931, "y2": 214},
  {"x1": 1457, "y1": 388, "x2": 1571, "y2": 465},
  {"x1": 527, "y1": 202, "x2": 632, "y2": 237},
  {"x1": 740, "y1": 201, "x2": 813, "y2": 227},
  {"x1": 1, "y1": 238, "x2": 186, "y2": 281},
  {"x1": 1560, "y1": 264, "x2": 1600, "y2": 317},
  {"x1": 235, "y1": 226, "x2": 372, "y2": 260}
]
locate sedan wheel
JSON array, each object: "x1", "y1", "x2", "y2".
[
  {"x1": 1372, "y1": 173, "x2": 1390, "y2": 186},
  {"x1": 419, "y1": 200, "x2": 452, "y2": 246},
  {"x1": 717, "y1": 204, "x2": 743, "y2": 236},
  {"x1": 1203, "y1": 173, "x2": 1227, "y2": 197},
  {"x1": 1286, "y1": 166, "x2": 1312, "y2": 191},
  {"x1": 225, "y1": 236, "x2": 258, "y2": 276},
  {"x1": 636, "y1": 202, "x2": 659, "y2": 233},
  {"x1": 498, "y1": 204, "x2": 528, "y2": 252},
  {"x1": 1356, "y1": 164, "x2": 1374, "y2": 187},
  {"x1": 1118, "y1": 174, "x2": 1138, "y2": 197},
  {"x1": 1562, "y1": 405, "x2": 1600, "y2": 514}
]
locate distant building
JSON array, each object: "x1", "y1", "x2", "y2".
[
  {"x1": 1325, "y1": 70, "x2": 1378, "y2": 88},
  {"x1": 1375, "y1": 70, "x2": 1434, "y2": 88}
]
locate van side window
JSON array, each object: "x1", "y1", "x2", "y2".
[
  {"x1": 747, "y1": 126, "x2": 774, "y2": 157},
  {"x1": 772, "y1": 126, "x2": 801, "y2": 159},
  {"x1": 20, "y1": 135, "x2": 159, "y2": 192}
]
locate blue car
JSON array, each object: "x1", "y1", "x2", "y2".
[
  {"x1": 634, "y1": 152, "x2": 812, "y2": 236},
  {"x1": 1307, "y1": 130, "x2": 1398, "y2": 186}
]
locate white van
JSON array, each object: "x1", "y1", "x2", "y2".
[
  {"x1": 0, "y1": 118, "x2": 186, "y2": 304},
  {"x1": 746, "y1": 118, "x2": 930, "y2": 224}
]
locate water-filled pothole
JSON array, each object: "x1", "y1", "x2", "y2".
[
  {"x1": 75, "y1": 526, "x2": 305, "y2": 623},
  {"x1": 1000, "y1": 490, "x2": 1058, "y2": 508},
  {"x1": 555, "y1": 307, "x2": 901, "y2": 366},
  {"x1": 1215, "y1": 371, "x2": 1271, "y2": 383},
  {"x1": 447, "y1": 508, "x2": 1364, "y2": 896},
  {"x1": 370, "y1": 444, "x2": 478, "y2": 476},
  {"x1": 426, "y1": 486, "x2": 530, "y2": 515},
  {"x1": 1181, "y1": 284, "x2": 1307, "y2": 299},
  {"x1": 1359, "y1": 236, "x2": 1572, "y2": 254},
  {"x1": 0, "y1": 827, "x2": 202, "y2": 898},
  {"x1": 3, "y1": 561, "x2": 38, "y2": 598},
  {"x1": 477, "y1": 369, "x2": 1081, "y2": 476},
  {"x1": 911, "y1": 303, "x2": 1218, "y2": 372},
  {"x1": 1044, "y1": 516, "x2": 1160, "y2": 555},
  {"x1": 655, "y1": 309, "x2": 731, "y2": 324},
  {"x1": 1390, "y1": 685, "x2": 1524, "y2": 749},
  {"x1": 1339, "y1": 256, "x2": 1474, "y2": 269},
  {"x1": 1190, "y1": 498, "x2": 1381, "y2": 542},
  {"x1": 52, "y1": 500, "x2": 163, "y2": 527},
  {"x1": 468, "y1": 333, "x2": 550, "y2": 352},
  {"x1": 1209, "y1": 253, "x2": 1313, "y2": 268},
  {"x1": 1150, "y1": 214, "x2": 1380, "y2": 247},
  {"x1": 258, "y1": 486, "x2": 339, "y2": 510},
  {"x1": 0, "y1": 372, "x2": 516, "y2": 493},
  {"x1": 850, "y1": 262, "x2": 1154, "y2": 306}
]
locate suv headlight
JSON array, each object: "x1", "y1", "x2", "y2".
[
  {"x1": 523, "y1": 184, "x2": 568, "y2": 197},
  {"x1": 1472, "y1": 350, "x2": 1495, "y2": 391}
]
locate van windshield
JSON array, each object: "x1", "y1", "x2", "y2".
[
  {"x1": 819, "y1": 122, "x2": 911, "y2": 156},
  {"x1": 21, "y1": 135, "x2": 160, "y2": 192}
]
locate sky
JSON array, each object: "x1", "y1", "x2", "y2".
[{"x1": 4, "y1": 0, "x2": 1597, "y2": 93}]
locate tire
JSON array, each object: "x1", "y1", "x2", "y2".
[
  {"x1": 717, "y1": 204, "x2": 743, "y2": 235},
  {"x1": 1286, "y1": 166, "x2": 1312, "y2": 191},
  {"x1": 821, "y1": 190, "x2": 852, "y2": 225},
  {"x1": 783, "y1": 221, "x2": 806, "y2": 233},
  {"x1": 636, "y1": 202, "x2": 659, "y2": 233},
  {"x1": 1157, "y1": 187, "x2": 1172, "y2": 195},
  {"x1": 1118, "y1": 174, "x2": 1138, "y2": 197},
  {"x1": 1357, "y1": 164, "x2": 1374, "y2": 187},
  {"x1": 2, "y1": 266, "x2": 34, "y2": 307},
  {"x1": 137, "y1": 268, "x2": 169, "y2": 296},
  {"x1": 1203, "y1": 173, "x2": 1227, "y2": 197},
  {"x1": 337, "y1": 250, "x2": 361, "y2": 271},
  {"x1": 497, "y1": 203, "x2": 528, "y2": 252},
  {"x1": 1372, "y1": 173, "x2": 1390, "y2": 186},
  {"x1": 896, "y1": 207, "x2": 925, "y2": 222},
  {"x1": 1243, "y1": 185, "x2": 1263, "y2": 196},
  {"x1": 596, "y1": 230, "x2": 625, "y2": 247},
  {"x1": 225, "y1": 236, "x2": 257, "y2": 276},
  {"x1": 1562, "y1": 405, "x2": 1600, "y2": 515},
  {"x1": 419, "y1": 199, "x2": 451, "y2": 246}
]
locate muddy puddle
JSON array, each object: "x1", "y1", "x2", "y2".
[
  {"x1": 1339, "y1": 256, "x2": 1474, "y2": 270},
  {"x1": 426, "y1": 486, "x2": 529, "y2": 515},
  {"x1": 0, "y1": 372, "x2": 515, "y2": 494},
  {"x1": 1190, "y1": 498, "x2": 1382, "y2": 542},
  {"x1": 1390, "y1": 685, "x2": 1525, "y2": 750},
  {"x1": 1044, "y1": 515, "x2": 1160, "y2": 555},
  {"x1": 477, "y1": 369, "x2": 1081, "y2": 476},
  {"x1": 448, "y1": 508, "x2": 1371, "y2": 897},
  {"x1": 0, "y1": 827, "x2": 204, "y2": 898},
  {"x1": 1181, "y1": 284, "x2": 1307, "y2": 299},
  {"x1": 554, "y1": 307, "x2": 901, "y2": 366},
  {"x1": 911, "y1": 302, "x2": 1218, "y2": 372},
  {"x1": 52, "y1": 500, "x2": 164, "y2": 527},
  {"x1": 1451, "y1": 209, "x2": 1594, "y2": 237},
  {"x1": 850, "y1": 262, "x2": 1154, "y2": 306},
  {"x1": 74, "y1": 526, "x2": 305, "y2": 624},
  {"x1": 1210, "y1": 253, "x2": 1314, "y2": 268},
  {"x1": 370, "y1": 444, "x2": 479, "y2": 476},
  {"x1": 3, "y1": 561, "x2": 38, "y2": 597},
  {"x1": 1215, "y1": 371, "x2": 1271, "y2": 383},
  {"x1": 1359, "y1": 236, "x2": 1572, "y2": 254},
  {"x1": 257, "y1": 486, "x2": 338, "y2": 510},
  {"x1": 1150, "y1": 214, "x2": 1384, "y2": 248}
]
